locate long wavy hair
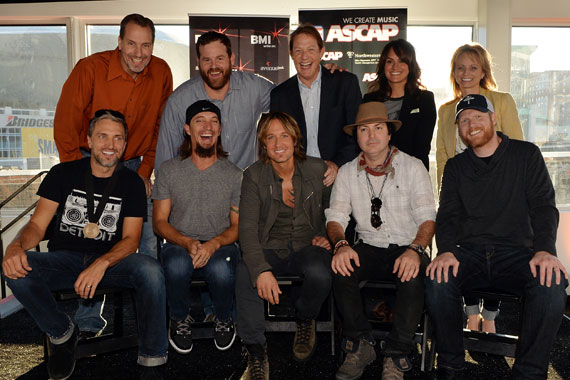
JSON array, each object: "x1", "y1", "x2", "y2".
[
  {"x1": 449, "y1": 43, "x2": 497, "y2": 101},
  {"x1": 367, "y1": 39, "x2": 424, "y2": 100},
  {"x1": 178, "y1": 121, "x2": 228, "y2": 160},
  {"x1": 257, "y1": 111, "x2": 306, "y2": 164}
]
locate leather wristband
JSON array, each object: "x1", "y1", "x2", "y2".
[{"x1": 408, "y1": 243, "x2": 425, "y2": 255}]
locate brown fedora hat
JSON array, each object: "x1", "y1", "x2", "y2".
[{"x1": 343, "y1": 101, "x2": 402, "y2": 136}]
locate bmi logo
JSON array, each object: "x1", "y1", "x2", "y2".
[{"x1": 251, "y1": 35, "x2": 272, "y2": 44}]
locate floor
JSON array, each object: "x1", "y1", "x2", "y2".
[{"x1": 1, "y1": 290, "x2": 569, "y2": 380}]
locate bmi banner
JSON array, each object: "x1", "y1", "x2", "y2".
[
  {"x1": 299, "y1": 8, "x2": 407, "y2": 94},
  {"x1": 189, "y1": 15, "x2": 290, "y2": 84}
]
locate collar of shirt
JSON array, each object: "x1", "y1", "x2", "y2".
[
  {"x1": 197, "y1": 71, "x2": 241, "y2": 99},
  {"x1": 107, "y1": 47, "x2": 151, "y2": 82}
]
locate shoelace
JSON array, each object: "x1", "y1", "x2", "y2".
[
  {"x1": 249, "y1": 355, "x2": 266, "y2": 380},
  {"x1": 176, "y1": 315, "x2": 194, "y2": 335},
  {"x1": 296, "y1": 321, "x2": 312, "y2": 344},
  {"x1": 215, "y1": 320, "x2": 232, "y2": 332},
  {"x1": 344, "y1": 351, "x2": 358, "y2": 365}
]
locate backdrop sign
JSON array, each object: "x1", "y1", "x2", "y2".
[
  {"x1": 299, "y1": 8, "x2": 407, "y2": 94},
  {"x1": 189, "y1": 15, "x2": 290, "y2": 84}
]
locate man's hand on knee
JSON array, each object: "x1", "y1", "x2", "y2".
[
  {"x1": 74, "y1": 259, "x2": 109, "y2": 299},
  {"x1": 2, "y1": 245, "x2": 32, "y2": 280},
  {"x1": 256, "y1": 271, "x2": 282, "y2": 305},
  {"x1": 193, "y1": 240, "x2": 218, "y2": 269},
  {"x1": 426, "y1": 252, "x2": 459, "y2": 283},
  {"x1": 393, "y1": 249, "x2": 420, "y2": 282},
  {"x1": 529, "y1": 251, "x2": 569, "y2": 287},
  {"x1": 331, "y1": 246, "x2": 360, "y2": 277}
]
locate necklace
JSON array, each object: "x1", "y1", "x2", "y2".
[
  {"x1": 365, "y1": 172, "x2": 388, "y2": 201},
  {"x1": 365, "y1": 172, "x2": 388, "y2": 229}
]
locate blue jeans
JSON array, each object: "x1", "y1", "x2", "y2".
[
  {"x1": 425, "y1": 244, "x2": 567, "y2": 379},
  {"x1": 75, "y1": 155, "x2": 157, "y2": 333},
  {"x1": 160, "y1": 243, "x2": 238, "y2": 322},
  {"x1": 4, "y1": 250, "x2": 168, "y2": 366},
  {"x1": 236, "y1": 245, "x2": 332, "y2": 346}
]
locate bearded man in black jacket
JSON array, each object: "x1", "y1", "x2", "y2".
[{"x1": 425, "y1": 94, "x2": 568, "y2": 380}]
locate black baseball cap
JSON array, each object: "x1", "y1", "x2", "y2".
[
  {"x1": 455, "y1": 94, "x2": 495, "y2": 120},
  {"x1": 185, "y1": 100, "x2": 221, "y2": 124}
]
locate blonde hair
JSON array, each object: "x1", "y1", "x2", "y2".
[{"x1": 450, "y1": 43, "x2": 497, "y2": 100}]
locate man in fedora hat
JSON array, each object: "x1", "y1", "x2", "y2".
[{"x1": 325, "y1": 102, "x2": 436, "y2": 380}]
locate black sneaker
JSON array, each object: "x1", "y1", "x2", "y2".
[
  {"x1": 169, "y1": 314, "x2": 194, "y2": 354},
  {"x1": 46, "y1": 324, "x2": 79, "y2": 380},
  {"x1": 138, "y1": 364, "x2": 166, "y2": 380},
  {"x1": 214, "y1": 318, "x2": 236, "y2": 351},
  {"x1": 436, "y1": 366, "x2": 461, "y2": 380}
]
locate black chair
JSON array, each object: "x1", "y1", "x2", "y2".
[
  {"x1": 264, "y1": 275, "x2": 336, "y2": 355},
  {"x1": 461, "y1": 288, "x2": 523, "y2": 357},
  {"x1": 43, "y1": 287, "x2": 138, "y2": 359},
  {"x1": 359, "y1": 280, "x2": 435, "y2": 371}
]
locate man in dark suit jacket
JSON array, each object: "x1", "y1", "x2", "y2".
[{"x1": 270, "y1": 24, "x2": 361, "y2": 186}]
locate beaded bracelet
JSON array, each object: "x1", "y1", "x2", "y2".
[{"x1": 333, "y1": 239, "x2": 350, "y2": 255}]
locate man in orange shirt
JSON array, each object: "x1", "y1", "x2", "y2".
[{"x1": 53, "y1": 13, "x2": 173, "y2": 337}]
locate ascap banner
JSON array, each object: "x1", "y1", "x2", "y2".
[
  {"x1": 189, "y1": 15, "x2": 290, "y2": 84},
  {"x1": 299, "y1": 8, "x2": 407, "y2": 94}
]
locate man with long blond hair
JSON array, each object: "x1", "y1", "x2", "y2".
[{"x1": 236, "y1": 111, "x2": 332, "y2": 379}]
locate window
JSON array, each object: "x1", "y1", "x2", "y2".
[
  {"x1": 0, "y1": 25, "x2": 67, "y2": 170},
  {"x1": 87, "y1": 25, "x2": 190, "y2": 88},
  {"x1": 511, "y1": 27, "x2": 570, "y2": 206},
  {"x1": 408, "y1": 26, "x2": 473, "y2": 110},
  {"x1": 408, "y1": 25, "x2": 473, "y2": 189}
]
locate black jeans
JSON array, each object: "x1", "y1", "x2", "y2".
[
  {"x1": 236, "y1": 245, "x2": 332, "y2": 345},
  {"x1": 425, "y1": 244, "x2": 567, "y2": 379},
  {"x1": 333, "y1": 243, "x2": 428, "y2": 355}
]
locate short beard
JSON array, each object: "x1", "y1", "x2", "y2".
[
  {"x1": 93, "y1": 153, "x2": 118, "y2": 168},
  {"x1": 199, "y1": 67, "x2": 231, "y2": 90},
  {"x1": 195, "y1": 143, "x2": 216, "y2": 158}
]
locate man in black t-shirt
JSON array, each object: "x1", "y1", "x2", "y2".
[{"x1": 2, "y1": 110, "x2": 167, "y2": 380}]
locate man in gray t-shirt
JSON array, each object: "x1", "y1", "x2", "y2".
[{"x1": 152, "y1": 100, "x2": 242, "y2": 354}]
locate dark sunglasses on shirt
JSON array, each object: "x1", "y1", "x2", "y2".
[{"x1": 371, "y1": 197, "x2": 382, "y2": 229}]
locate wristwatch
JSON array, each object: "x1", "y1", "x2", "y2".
[{"x1": 408, "y1": 243, "x2": 425, "y2": 255}]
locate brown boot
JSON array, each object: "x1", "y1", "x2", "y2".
[
  {"x1": 336, "y1": 338, "x2": 376, "y2": 380},
  {"x1": 381, "y1": 357, "x2": 404, "y2": 380},
  {"x1": 241, "y1": 344, "x2": 268, "y2": 380},
  {"x1": 293, "y1": 319, "x2": 316, "y2": 362}
]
